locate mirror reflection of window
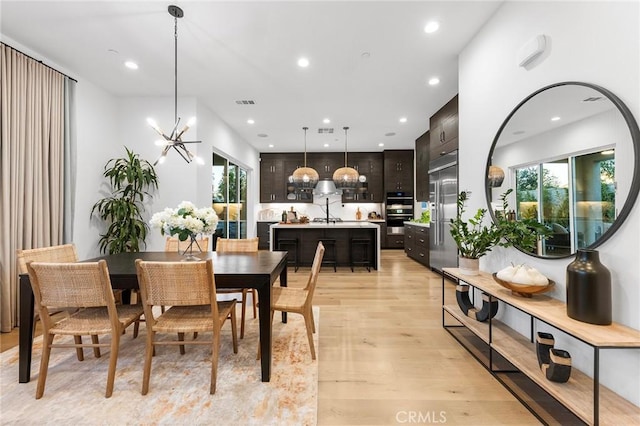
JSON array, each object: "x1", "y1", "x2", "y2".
[
  {"x1": 512, "y1": 150, "x2": 615, "y2": 256},
  {"x1": 573, "y1": 150, "x2": 615, "y2": 249}
]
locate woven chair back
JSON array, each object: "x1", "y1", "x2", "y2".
[
  {"x1": 164, "y1": 237, "x2": 210, "y2": 252},
  {"x1": 305, "y1": 242, "x2": 325, "y2": 297},
  {"x1": 17, "y1": 243, "x2": 78, "y2": 274},
  {"x1": 135, "y1": 259, "x2": 217, "y2": 307},
  {"x1": 26, "y1": 260, "x2": 115, "y2": 309},
  {"x1": 215, "y1": 237, "x2": 259, "y2": 253}
]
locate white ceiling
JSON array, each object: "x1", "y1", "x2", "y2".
[{"x1": 0, "y1": 1, "x2": 503, "y2": 153}]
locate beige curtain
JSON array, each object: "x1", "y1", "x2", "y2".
[{"x1": 0, "y1": 43, "x2": 65, "y2": 332}]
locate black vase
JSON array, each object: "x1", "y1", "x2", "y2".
[{"x1": 566, "y1": 249, "x2": 612, "y2": 325}]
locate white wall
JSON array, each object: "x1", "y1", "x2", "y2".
[
  {"x1": 459, "y1": 1, "x2": 639, "y2": 405},
  {"x1": 195, "y1": 99, "x2": 261, "y2": 238},
  {"x1": 74, "y1": 81, "x2": 121, "y2": 259}
]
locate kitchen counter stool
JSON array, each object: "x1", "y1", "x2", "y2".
[
  {"x1": 277, "y1": 238, "x2": 299, "y2": 272},
  {"x1": 350, "y1": 238, "x2": 371, "y2": 272},
  {"x1": 318, "y1": 239, "x2": 337, "y2": 272}
]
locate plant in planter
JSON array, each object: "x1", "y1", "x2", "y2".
[
  {"x1": 91, "y1": 147, "x2": 159, "y2": 254},
  {"x1": 450, "y1": 189, "x2": 548, "y2": 275}
]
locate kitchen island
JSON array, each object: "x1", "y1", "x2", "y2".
[{"x1": 270, "y1": 221, "x2": 381, "y2": 270}]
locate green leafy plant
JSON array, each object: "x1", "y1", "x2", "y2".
[
  {"x1": 91, "y1": 147, "x2": 159, "y2": 254},
  {"x1": 450, "y1": 189, "x2": 549, "y2": 259}
]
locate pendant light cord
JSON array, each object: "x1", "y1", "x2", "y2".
[
  {"x1": 174, "y1": 14, "x2": 178, "y2": 124},
  {"x1": 343, "y1": 126, "x2": 349, "y2": 166},
  {"x1": 303, "y1": 126, "x2": 309, "y2": 166}
]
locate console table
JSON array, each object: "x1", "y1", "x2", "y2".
[{"x1": 442, "y1": 268, "x2": 640, "y2": 426}]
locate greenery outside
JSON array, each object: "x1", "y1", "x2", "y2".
[{"x1": 91, "y1": 147, "x2": 159, "y2": 254}]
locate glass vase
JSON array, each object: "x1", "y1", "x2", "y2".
[{"x1": 182, "y1": 234, "x2": 202, "y2": 261}]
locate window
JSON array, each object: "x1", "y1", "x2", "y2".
[{"x1": 212, "y1": 153, "x2": 247, "y2": 239}]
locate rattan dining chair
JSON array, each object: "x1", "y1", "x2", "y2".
[
  {"x1": 132, "y1": 236, "x2": 211, "y2": 339},
  {"x1": 135, "y1": 259, "x2": 238, "y2": 395},
  {"x1": 164, "y1": 236, "x2": 210, "y2": 253},
  {"x1": 260, "y1": 241, "x2": 324, "y2": 361},
  {"x1": 25, "y1": 260, "x2": 144, "y2": 399},
  {"x1": 17, "y1": 244, "x2": 98, "y2": 360},
  {"x1": 215, "y1": 237, "x2": 259, "y2": 339}
]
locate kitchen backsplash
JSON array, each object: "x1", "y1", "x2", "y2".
[{"x1": 259, "y1": 197, "x2": 384, "y2": 221}]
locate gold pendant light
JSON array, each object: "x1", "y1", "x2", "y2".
[
  {"x1": 291, "y1": 126, "x2": 319, "y2": 190},
  {"x1": 332, "y1": 126, "x2": 359, "y2": 190}
]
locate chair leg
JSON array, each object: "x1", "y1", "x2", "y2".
[
  {"x1": 74, "y1": 335, "x2": 84, "y2": 361},
  {"x1": 210, "y1": 332, "x2": 220, "y2": 394},
  {"x1": 35, "y1": 334, "x2": 55, "y2": 399},
  {"x1": 133, "y1": 320, "x2": 140, "y2": 338},
  {"x1": 230, "y1": 304, "x2": 238, "y2": 354},
  {"x1": 105, "y1": 331, "x2": 120, "y2": 398},
  {"x1": 309, "y1": 306, "x2": 316, "y2": 334},
  {"x1": 92, "y1": 335, "x2": 101, "y2": 358},
  {"x1": 178, "y1": 332, "x2": 186, "y2": 355},
  {"x1": 141, "y1": 331, "x2": 155, "y2": 395},
  {"x1": 303, "y1": 311, "x2": 316, "y2": 360}
]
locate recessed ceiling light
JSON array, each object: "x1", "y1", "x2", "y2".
[
  {"x1": 378, "y1": 143, "x2": 384, "y2": 147},
  {"x1": 247, "y1": 119, "x2": 255, "y2": 124},
  {"x1": 424, "y1": 21, "x2": 440, "y2": 34},
  {"x1": 323, "y1": 118, "x2": 331, "y2": 124},
  {"x1": 258, "y1": 133, "x2": 268, "y2": 138},
  {"x1": 428, "y1": 77, "x2": 440, "y2": 86},
  {"x1": 551, "y1": 116, "x2": 561, "y2": 121},
  {"x1": 124, "y1": 61, "x2": 138, "y2": 70},
  {"x1": 297, "y1": 57, "x2": 310, "y2": 68},
  {"x1": 324, "y1": 143, "x2": 329, "y2": 148},
  {"x1": 268, "y1": 144, "x2": 274, "y2": 148},
  {"x1": 399, "y1": 117, "x2": 407, "y2": 123},
  {"x1": 385, "y1": 132, "x2": 396, "y2": 137}
]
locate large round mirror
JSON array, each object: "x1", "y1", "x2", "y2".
[{"x1": 485, "y1": 82, "x2": 640, "y2": 258}]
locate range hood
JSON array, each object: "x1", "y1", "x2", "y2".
[{"x1": 313, "y1": 179, "x2": 342, "y2": 196}]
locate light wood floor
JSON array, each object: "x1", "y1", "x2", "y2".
[{"x1": 1, "y1": 250, "x2": 539, "y2": 425}]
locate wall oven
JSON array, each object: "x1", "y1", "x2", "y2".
[{"x1": 385, "y1": 192, "x2": 414, "y2": 235}]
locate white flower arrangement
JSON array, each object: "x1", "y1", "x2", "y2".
[{"x1": 150, "y1": 201, "x2": 219, "y2": 241}]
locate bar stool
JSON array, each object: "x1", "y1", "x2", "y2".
[
  {"x1": 350, "y1": 238, "x2": 371, "y2": 272},
  {"x1": 277, "y1": 238, "x2": 299, "y2": 272},
  {"x1": 318, "y1": 238, "x2": 337, "y2": 272}
]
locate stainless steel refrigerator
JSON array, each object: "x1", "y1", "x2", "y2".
[{"x1": 428, "y1": 151, "x2": 458, "y2": 273}]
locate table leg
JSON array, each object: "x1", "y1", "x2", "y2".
[
  {"x1": 280, "y1": 262, "x2": 287, "y2": 323},
  {"x1": 19, "y1": 275, "x2": 35, "y2": 383},
  {"x1": 257, "y1": 279, "x2": 272, "y2": 382}
]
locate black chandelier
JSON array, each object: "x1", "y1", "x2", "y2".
[{"x1": 149, "y1": 5, "x2": 201, "y2": 165}]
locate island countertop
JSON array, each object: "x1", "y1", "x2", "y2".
[{"x1": 270, "y1": 221, "x2": 381, "y2": 229}]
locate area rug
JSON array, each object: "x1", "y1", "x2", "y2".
[{"x1": 0, "y1": 307, "x2": 319, "y2": 425}]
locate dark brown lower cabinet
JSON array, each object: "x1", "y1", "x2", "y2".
[{"x1": 404, "y1": 223, "x2": 429, "y2": 267}]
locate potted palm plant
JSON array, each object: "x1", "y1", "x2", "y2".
[
  {"x1": 91, "y1": 147, "x2": 159, "y2": 254},
  {"x1": 450, "y1": 189, "x2": 548, "y2": 275}
]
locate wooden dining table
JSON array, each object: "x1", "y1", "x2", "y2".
[{"x1": 18, "y1": 250, "x2": 288, "y2": 384}]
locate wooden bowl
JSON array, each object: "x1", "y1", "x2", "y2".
[{"x1": 492, "y1": 273, "x2": 555, "y2": 298}]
